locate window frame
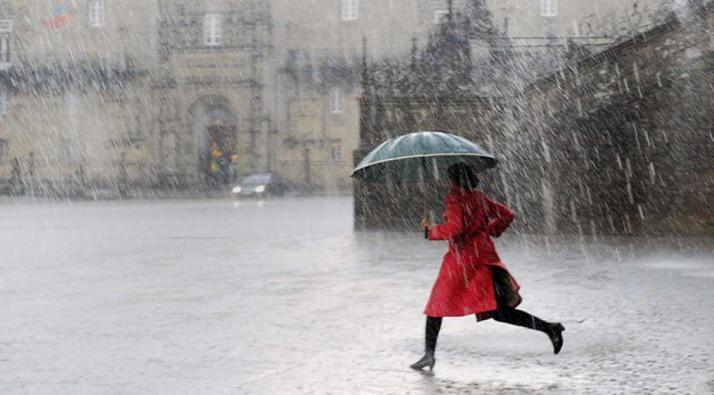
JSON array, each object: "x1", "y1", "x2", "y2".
[
  {"x1": 540, "y1": 0, "x2": 557, "y2": 17},
  {"x1": 203, "y1": 13, "x2": 224, "y2": 47},
  {"x1": 89, "y1": 0, "x2": 104, "y2": 28},
  {"x1": 341, "y1": 0, "x2": 359, "y2": 21}
]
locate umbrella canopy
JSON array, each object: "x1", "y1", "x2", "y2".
[{"x1": 351, "y1": 131, "x2": 497, "y2": 182}]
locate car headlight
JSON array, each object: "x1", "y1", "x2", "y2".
[
  {"x1": 232, "y1": 186, "x2": 242, "y2": 194},
  {"x1": 254, "y1": 185, "x2": 266, "y2": 193}
]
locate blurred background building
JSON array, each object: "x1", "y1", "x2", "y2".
[{"x1": 0, "y1": 0, "x2": 692, "y2": 198}]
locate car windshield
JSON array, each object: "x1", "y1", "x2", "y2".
[{"x1": 241, "y1": 174, "x2": 271, "y2": 186}]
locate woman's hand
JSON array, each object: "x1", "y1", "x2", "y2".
[{"x1": 420, "y1": 217, "x2": 433, "y2": 230}]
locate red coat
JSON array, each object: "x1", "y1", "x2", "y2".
[{"x1": 424, "y1": 187, "x2": 521, "y2": 317}]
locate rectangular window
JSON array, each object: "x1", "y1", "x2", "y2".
[
  {"x1": 0, "y1": 19, "x2": 12, "y2": 65},
  {"x1": 540, "y1": 0, "x2": 557, "y2": 17},
  {"x1": 89, "y1": 0, "x2": 104, "y2": 28},
  {"x1": 0, "y1": 139, "x2": 6, "y2": 164},
  {"x1": 0, "y1": 35, "x2": 10, "y2": 64},
  {"x1": 341, "y1": 0, "x2": 359, "y2": 21},
  {"x1": 330, "y1": 144, "x2": 342, "y2": 161},
  {"x1": 203, "y1": 13, "x2": 223, "y2": 46},
  {"x1": 330, "y1": 88, "x2": 343, "y2": 114},
  {"x1": 434, "y1": 10, "x2": 449, "y2": 24},
  {"x1": 64, "y1": 91, "x2": 79, "y2": 117}
]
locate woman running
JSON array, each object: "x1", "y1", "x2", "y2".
[{"x1": 411, "y1": 162, "x2": 564, "y2": 372}]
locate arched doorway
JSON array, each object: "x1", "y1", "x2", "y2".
[{"x1": 189, "y1": 96, "x2": 238, "y2": 188}]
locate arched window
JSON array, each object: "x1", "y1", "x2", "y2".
[{"x1": 203, "y1": 13, "x2": 223, "y2": 46}]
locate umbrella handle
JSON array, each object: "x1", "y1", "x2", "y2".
[{"x1": 422, "y1": 157, "x2": 429, "y2": 239}]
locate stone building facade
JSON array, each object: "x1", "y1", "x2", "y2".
[
  {"x1": 151, "y1": 0, "x2": 273, "y2": 189},
  {"x1": 355, "y1": 2, "x2": 713, "y2": 235},
  {"x1": 0, "y1": 0, "x2": 686, "y2": 197},
  {"x1": 268, "y1": 0, "x2": 422, "y2": 192},
  {"x1": 0, "y1": 0, "x2": 157, "y2": 196}
]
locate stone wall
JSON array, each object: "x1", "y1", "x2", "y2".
[{"x1": 517, "y1": 4, "x2": 713, "y2": 235}]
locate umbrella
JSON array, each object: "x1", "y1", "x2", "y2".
[{"x1": 351, "y1": 131, "x2": 498, "y2": 226}]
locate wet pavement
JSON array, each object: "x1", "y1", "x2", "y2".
[{"x1": 1, "y1": 197, "x2": 712, "y2": 394}]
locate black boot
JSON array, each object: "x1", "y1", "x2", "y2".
[
  {"x1": 548, "y1": 323, "x2": 565, "y2": 354},
  {"x1": 410, "y1": 352, "x2": 435, "y2": 371}
]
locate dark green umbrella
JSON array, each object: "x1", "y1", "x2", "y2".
[
  {"x1": 351, "y1": 131, "x2": 497, "y2": 183},
  {"x1": 351, "y1": 131, "x2": 498, "y2": 222}
]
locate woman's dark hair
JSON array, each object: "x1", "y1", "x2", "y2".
[{"x1": 447, "y1": 162, "x2": 480, "y2": 190}]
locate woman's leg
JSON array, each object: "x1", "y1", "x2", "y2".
[
  {"x1": 487, "y1": 308, "x2": 565, "y2": 354},
  {"x1": 488, "y1": 308, "x2": 551, "y2": 334},
  {"x1": 425, "y1": 316, "x2": 443, "y2": 355},
  {"x1": 411, "y1": 316, "x2": 442, "y2": 371}
]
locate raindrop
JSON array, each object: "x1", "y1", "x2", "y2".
[
  {"x1": 500, "y1": 171, "x2": 512, "y2": 203},
  {"x1": 627, "y1": 179, "x2": 634, "y2": 204},
  {"x1": 590, "y1": 219, "x2": 598, "y2": 241},
  {"x1": 632, "y1": 122, "x2": 642, "y2": 153},
  {"x1": 643, "y1": 129, "x2": 652, "y2": 147},
  {"x1": 541, "y1": 140, "x2": 552, "y2": 163},
  {"x1": 608, "y1": 214, "x2": 616, "y2": 234},
  {"x1": 544, "y1": 235, "x2": 552, "y2": 256},
  {"x1": 638, "y1": 204, "x2": 645, "y2": 221},
  {"x1": 573, "y1": 131, "x2": 581, "y2": 151},
  {"x1": 649, "y1": 162, "x2": 657, "y2": 184}
]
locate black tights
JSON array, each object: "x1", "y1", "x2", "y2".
[{"x1": 424, "y1": 309, "x2": 552, "y2": 354}]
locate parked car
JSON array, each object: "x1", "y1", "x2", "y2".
[{"x1": 231, "y1": 173, "x2": 287, "y2": 198}]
